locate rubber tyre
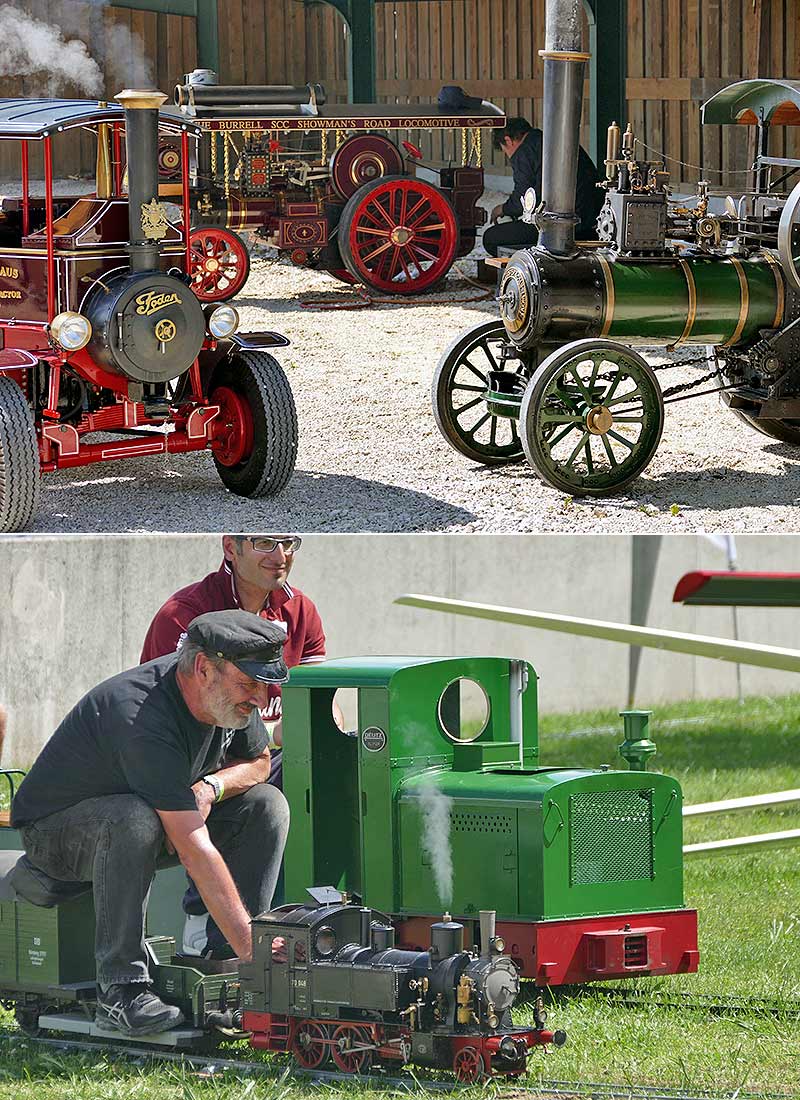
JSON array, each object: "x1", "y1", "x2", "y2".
[
  {"x1": 728, "y1": 408, "x2": 800, "y2": 446},
  {"x1": 432, "y1": 319, "x2": 526, "y2": 465},
  {"x1": 520, "y1": 339, "x2": 664, "y2": 497},
  {"x1": 210, "y1": 350, "x2": 297, "y2": 497},
  {"x1": 0, "y1": 375, "x2": 40, "y2": 532},
  {"x1": 190, "y1": 226, "x2": 251, "y2": 303},
  {"x1": 338, "y1": 175, "x2": 458, "y2": 295}
]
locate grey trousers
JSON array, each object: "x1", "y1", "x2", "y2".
[{"x1": 19, "y1": 784, "x2": 289, "y2": 989}]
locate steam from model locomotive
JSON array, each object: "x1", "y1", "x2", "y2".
[
  {"x1": 418, "y1": 783, "x2": 454, "y2": 908},
  {"x1": 0, "y1": 5, "x2": 103, "y2": 95}
]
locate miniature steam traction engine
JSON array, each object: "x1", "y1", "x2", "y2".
[
  {"x1": 0, "y1": 90, "x2": 298, "y2": 532},
  {"x1": 173, "y1": 71, "x2": 504, "y2": 299},
  {"x1": 433, "y1": 0, "x2": 800, "y2": 496}
]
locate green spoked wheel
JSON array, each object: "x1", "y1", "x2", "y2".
[
  {"x1": 519, "y1": 338, "x2": 664, "y2": 496},
  {"x1": 432, "y1": 319, "x2": 529, "y2": 465}
]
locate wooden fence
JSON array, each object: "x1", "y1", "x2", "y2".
[{"x1": 1, "y1": 0, "x2": 798, "y2": 187}]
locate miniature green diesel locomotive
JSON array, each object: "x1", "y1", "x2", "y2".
[{"x1": 282, "y1": 656, "x2": 698, "y2": 985}]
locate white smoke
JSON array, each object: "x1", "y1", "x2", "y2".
[
  {"x1": 418, "y1": 783, "x2": 454, "y2": 909},
  {"x1": 0, "y1": 5, "x2": 103, "y2": 96}
]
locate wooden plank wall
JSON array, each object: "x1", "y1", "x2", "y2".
[{"x1": 1, "y1": 0, "x2": 797, "y2": 188}]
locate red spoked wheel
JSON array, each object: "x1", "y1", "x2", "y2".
[
  {"x1": 211, "y1": 384, "x2": 254, "y2": 468},
  {"x1": 291, "y1": 1021, "x2": 330, "y2": 1069},
  {"x1": 189, "y1": 226, "x2": 251, "y2": 303},
  {"x1": 338, "y1": 175, "x2": 458, "y2": 295},
  {"x1": 453, "y1": 1045, "x2": 487, "y2": 1084},
  {"x1": 330, "y1": 1025, "x2": 373, "y2": 1074}
]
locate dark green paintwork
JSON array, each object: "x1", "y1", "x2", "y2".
[
  {"x1": 0, "y1": 893, "x2": 95, "y2": 990},
  {"x1": 585, "y1": 0, "x2": 627, "y2": 171},
  {"x1": 112, "y1": 0, "x2": 219, "y2": 71},
  {"x1": 606, "y1": 254, "x2": 780, "y2": 346},
  {"x1": 676, "y1": 573, "x2": 800, "y2": 607}
]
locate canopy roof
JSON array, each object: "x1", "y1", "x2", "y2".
[
  {"x1": 0, "y1": 98, "x2": 201, "y2": 140},
  {"x1": 702, "y1": 79, "x2": 800, "y2": 127}
]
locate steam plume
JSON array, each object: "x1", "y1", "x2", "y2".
[
  {"x1": 418, "y1": 783, "x2": 454, "y2": 909},
  {"x1": 0, "y1": 5, "x2": 103, "y2": 96}
]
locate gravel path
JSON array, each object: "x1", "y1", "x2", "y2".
[{"x1": 28, "y1": 190, "x2": 800, "y2": 533}]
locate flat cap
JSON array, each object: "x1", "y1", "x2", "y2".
[{"x1": 186, "y1": 609, "x2": 289, "y2": 683}]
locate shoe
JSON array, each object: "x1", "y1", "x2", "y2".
[{"x1": 95, "y1": 984, "x2": 184, "y2": 1036}]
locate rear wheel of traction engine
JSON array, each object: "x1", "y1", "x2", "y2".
[
  {"x1": 453, "y1": 1045, "x2": 487, "y2": 1083},
  {"x1": 338, "y1": 175, "x2": 458, "y2": 295},
  {"x1": 291, "y1": 1020, "x2": 330, "y2": 1069},
  {"x1": 520, "y1": 338, "x2": 664, "y2": 496},
  {"x1": 210, "y1": 350, "x2": 298, "y2": 497},
  {"x1": 729, "y1": 409, "x2": 800, "y2": 446},
  {"x1": 190, "y1": 226, "x2": 250, "y2": 302},
  {"x1": 330, "y1": 1024, "x2": 373, "y2": 1074},
  {"x1": 433, "y1": 319, "x2": 527, "y2": 465},
  {"x1": 0, "y1": 375, "x2": 40, "y2": 533}
]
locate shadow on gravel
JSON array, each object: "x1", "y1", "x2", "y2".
[
  {"x1": 631, "y1": 458, "x2": 800, "y2": 512},
  {"x1": 36, "y1": 468, "x2": 477, "y2": 533}
]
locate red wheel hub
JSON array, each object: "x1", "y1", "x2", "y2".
[
  {"x1": 190, "y1": 227, "x2": 248, "y2": 302},
  {"x1": 330, "y1": 1024, "x2": 372, "y2": 1074},
  {"x1": 210, "y1": 385, "x2": 253, "y2": 466},
  {"x1": 345, "y1": 178, "x2": 458, "y2": 294},
  {"x1": 453, "y1": 1045, "x2": 486, "y2": 1083}
]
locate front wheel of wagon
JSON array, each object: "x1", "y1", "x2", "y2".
[
  {"x1": 190, "y1": 226, "x2": 251, "y2": 303},
  {"x1": 338, "y1": 175, "x2": 458, "y2": 295},
  {"x1": 210, "y1": 351, "x2": 298, "y2": 497},
  {"x1": 432, "y1": 319, "x2": 527, "y2": 465},
  {"x1": 0, "y1": 375, "x2": 40, "y2": 532},
  {"x1": 520, "y1": 339, "x2": 664, "y2": 496}
]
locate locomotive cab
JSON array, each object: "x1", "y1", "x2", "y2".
[{"x1": 282, "y1": 655, "x2": 698, "y2": 986}]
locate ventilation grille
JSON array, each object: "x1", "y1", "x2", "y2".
[
  {"x1": 624, "y1": 935, "x2": 649, "y2": 967},
  {"x1": 451, "y1": 810, "x2": 513, "y2": 835},
  {"x1": 569, "y1": 789, "x2": 653, "y2": 885}
]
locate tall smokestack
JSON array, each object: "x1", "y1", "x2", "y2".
[
  {"x1": 537, "y1": 0, "x2": 590, "y2": 257},
  {"x1": 114, "y1": 89, "x2": 167, "y2": 273}
]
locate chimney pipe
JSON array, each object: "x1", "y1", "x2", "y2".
[
  {"x1": 537, "y1": 0, "x2": 590, "y2": 257},
  {"x1": 479, "y1": 910, "x2": 496, "y2": 957},
  {"x1": 115, "y1": 89, "x2": 168, "y2": 273}
]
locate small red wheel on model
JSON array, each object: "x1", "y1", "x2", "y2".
[
  {"x1": 453, "y1": 1044, "x2": 487, "y2": 1083},
  {"x1": 338, "y1": 175, "x2": 459, "y2": 295},
  {"x1": 291, "y1": 1021, "x2": 330, "y2": 1069},
  {"x1": 330, "y1": 1024, "x2": 372, "y2": 1074},
  {"x1": 189, "y1": 226, "x2": 250, "y2": 303}
]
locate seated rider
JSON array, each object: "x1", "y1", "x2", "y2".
[
  {"x1": 10, "y1": 610, "x2": 290, "y2": 1037},
  {"x1": 484, "y1": 117, "x2": 603, "y2": 257}
]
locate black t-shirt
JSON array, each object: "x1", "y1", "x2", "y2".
[
  {"x1": 502, "y1": 128, "x2": 603, "y2": 236},
  {"x1": 11, "y1": 655, "x2": 268, "y2": 827}
]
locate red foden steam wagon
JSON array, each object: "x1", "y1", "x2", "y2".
[
  {"x1": 172, "y1": 73, "x2": 505, "y2": 300},
  {"x1": 0, "y1": 90, "x2": 298, "y2": 532}
]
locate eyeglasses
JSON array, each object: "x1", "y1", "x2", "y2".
[{"x1": 243, "y1": 536, "x2": 302, "y2": 554}]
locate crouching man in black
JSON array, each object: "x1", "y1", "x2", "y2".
[{"x1": 10, "y1": 610, "x2": 290, "y2": 1037}]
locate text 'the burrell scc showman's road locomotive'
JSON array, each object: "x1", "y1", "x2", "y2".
[
  {"x1": 433, "y1": 0, "x2": 800, "y2": 496},
  {"x1": 0, "y1": 90, "x2": 298, "y2": 532}
]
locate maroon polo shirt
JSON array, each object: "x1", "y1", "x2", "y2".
[{"x1": 140, "y1": 560, "x2": 326, "y2": 723}]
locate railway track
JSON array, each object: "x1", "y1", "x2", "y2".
[
  {"x1": 0, "y1": 1028, "x2": 791, "y2": 1100},
  {"x1": 562, "y1": 987, "x2": 800, "y2": 1020}
]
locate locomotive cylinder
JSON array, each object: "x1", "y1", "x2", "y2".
[
  {"x1": 499, "y1": 250, "x2": 783, "y2": 349},
  {"x1": 115, "y1": 89, "x2": 168, "y2": 273},
  {"x1": 538, "y1": 0, "x2": 590, "y2": 257}
]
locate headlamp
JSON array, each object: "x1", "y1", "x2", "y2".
[
  {"x1": 49, "y1": 311, "x2": 92, "y2": 352},
  {"x1": 208, "y1": 304, "x2": 239, "y2": 339}
]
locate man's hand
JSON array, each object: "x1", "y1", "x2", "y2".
[
  {"x1": 491, "y1": 203, "x2": 506, "y2": 224},
  {"x1": 191, "y1": 779, "x2": 216, "y2": 823}
]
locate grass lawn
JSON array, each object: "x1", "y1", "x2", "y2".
[{"x1": 1, "y1": 693, "x2": 799, "y2": 1097}]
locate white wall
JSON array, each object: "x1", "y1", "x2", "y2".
[{"x1": 1, "y1": 533, "x2": 798, "y2": 766}]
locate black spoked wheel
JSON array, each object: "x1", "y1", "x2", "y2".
[
  {"x1": 0, "y1": 374, "x2": 40, "y2": 532},
  {"x1": 209, "y1": 350, "x2": 298, "y2": 497},
  {"x1": 728, "y1": 408, "x2": 800, "y2": 446},
  {"x1": 432, "y1": 319, "x2": 528, "y2": 465},
  {"x1": 520, "y1": 338, "x2": 664, "y2": 496}
]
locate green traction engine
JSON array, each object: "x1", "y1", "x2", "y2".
[
  {"x1": 433, "y1": 0, "x2": 800, "y2": 496},
  {"x1": 282, "y1": 656, "x2": 698, "y2": 986}
]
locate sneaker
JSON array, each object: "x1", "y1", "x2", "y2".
[
  {"x1": 182, "y1": 913, "x2": 209, "y2": 957},
  {"x1": 95, "y1": 984, "x2": 184, "y2": 1036}
]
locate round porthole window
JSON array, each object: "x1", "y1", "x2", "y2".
[
  {"x1": 315, "y1": 926, "x2": 337, "y2": 957},
  {"x1": 437, "y1": 677, "x2": 490, "y2": 742}
]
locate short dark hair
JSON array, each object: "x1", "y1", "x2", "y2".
[{"x1": 492, "y1": 117, "x2": 532, "y2": 151}]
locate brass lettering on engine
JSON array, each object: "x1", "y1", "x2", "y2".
[
  {"x1": 141, "y1": 199, "x2": 168, "y2": 240},
  {"x1": 135, "y1": 290, "x2": 182, "y2": 316},
  {"x1": 0, "y1": 265, "x2": 19, "y2": 279}
]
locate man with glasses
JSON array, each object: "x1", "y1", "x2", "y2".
[{"x1": 141, "y1": 535, "x2": 326, "y2": 957}]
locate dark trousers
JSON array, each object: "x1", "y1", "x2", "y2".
[
  {"x1": 482, "y1": 219, "x2": 539, "y2": 257},
  {"x1": 20, "y1": 784, "x2": 289, "y2": 989}
]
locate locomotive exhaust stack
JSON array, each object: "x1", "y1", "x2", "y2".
[
  {"x1": 115, "y1": 89, "x2": 169, "y2": 273},
  {"x1": 537, "y1": 0, "x2": 590, "y2": 257}
]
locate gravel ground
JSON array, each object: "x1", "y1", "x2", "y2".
[{"x1": 26, "y1": 188, "x2": 800, "y2": 533}]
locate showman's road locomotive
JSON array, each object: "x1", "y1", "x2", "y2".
[
  {"x1": 0, "y1": 827, "x2": 563, "y2": 1085},
  {"x1": 172, "y1": 72, "x2": 504, "y2": 299},
  {"x1": 0, "y1": 90, "x2": 298, "y2": 532},
  {"x1": 433, "y1": 0, "x2": 800, "y2": 496}
]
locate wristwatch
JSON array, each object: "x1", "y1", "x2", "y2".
[{"x1": 201, "y1": 773, "x2": 224, "y2": 802}]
